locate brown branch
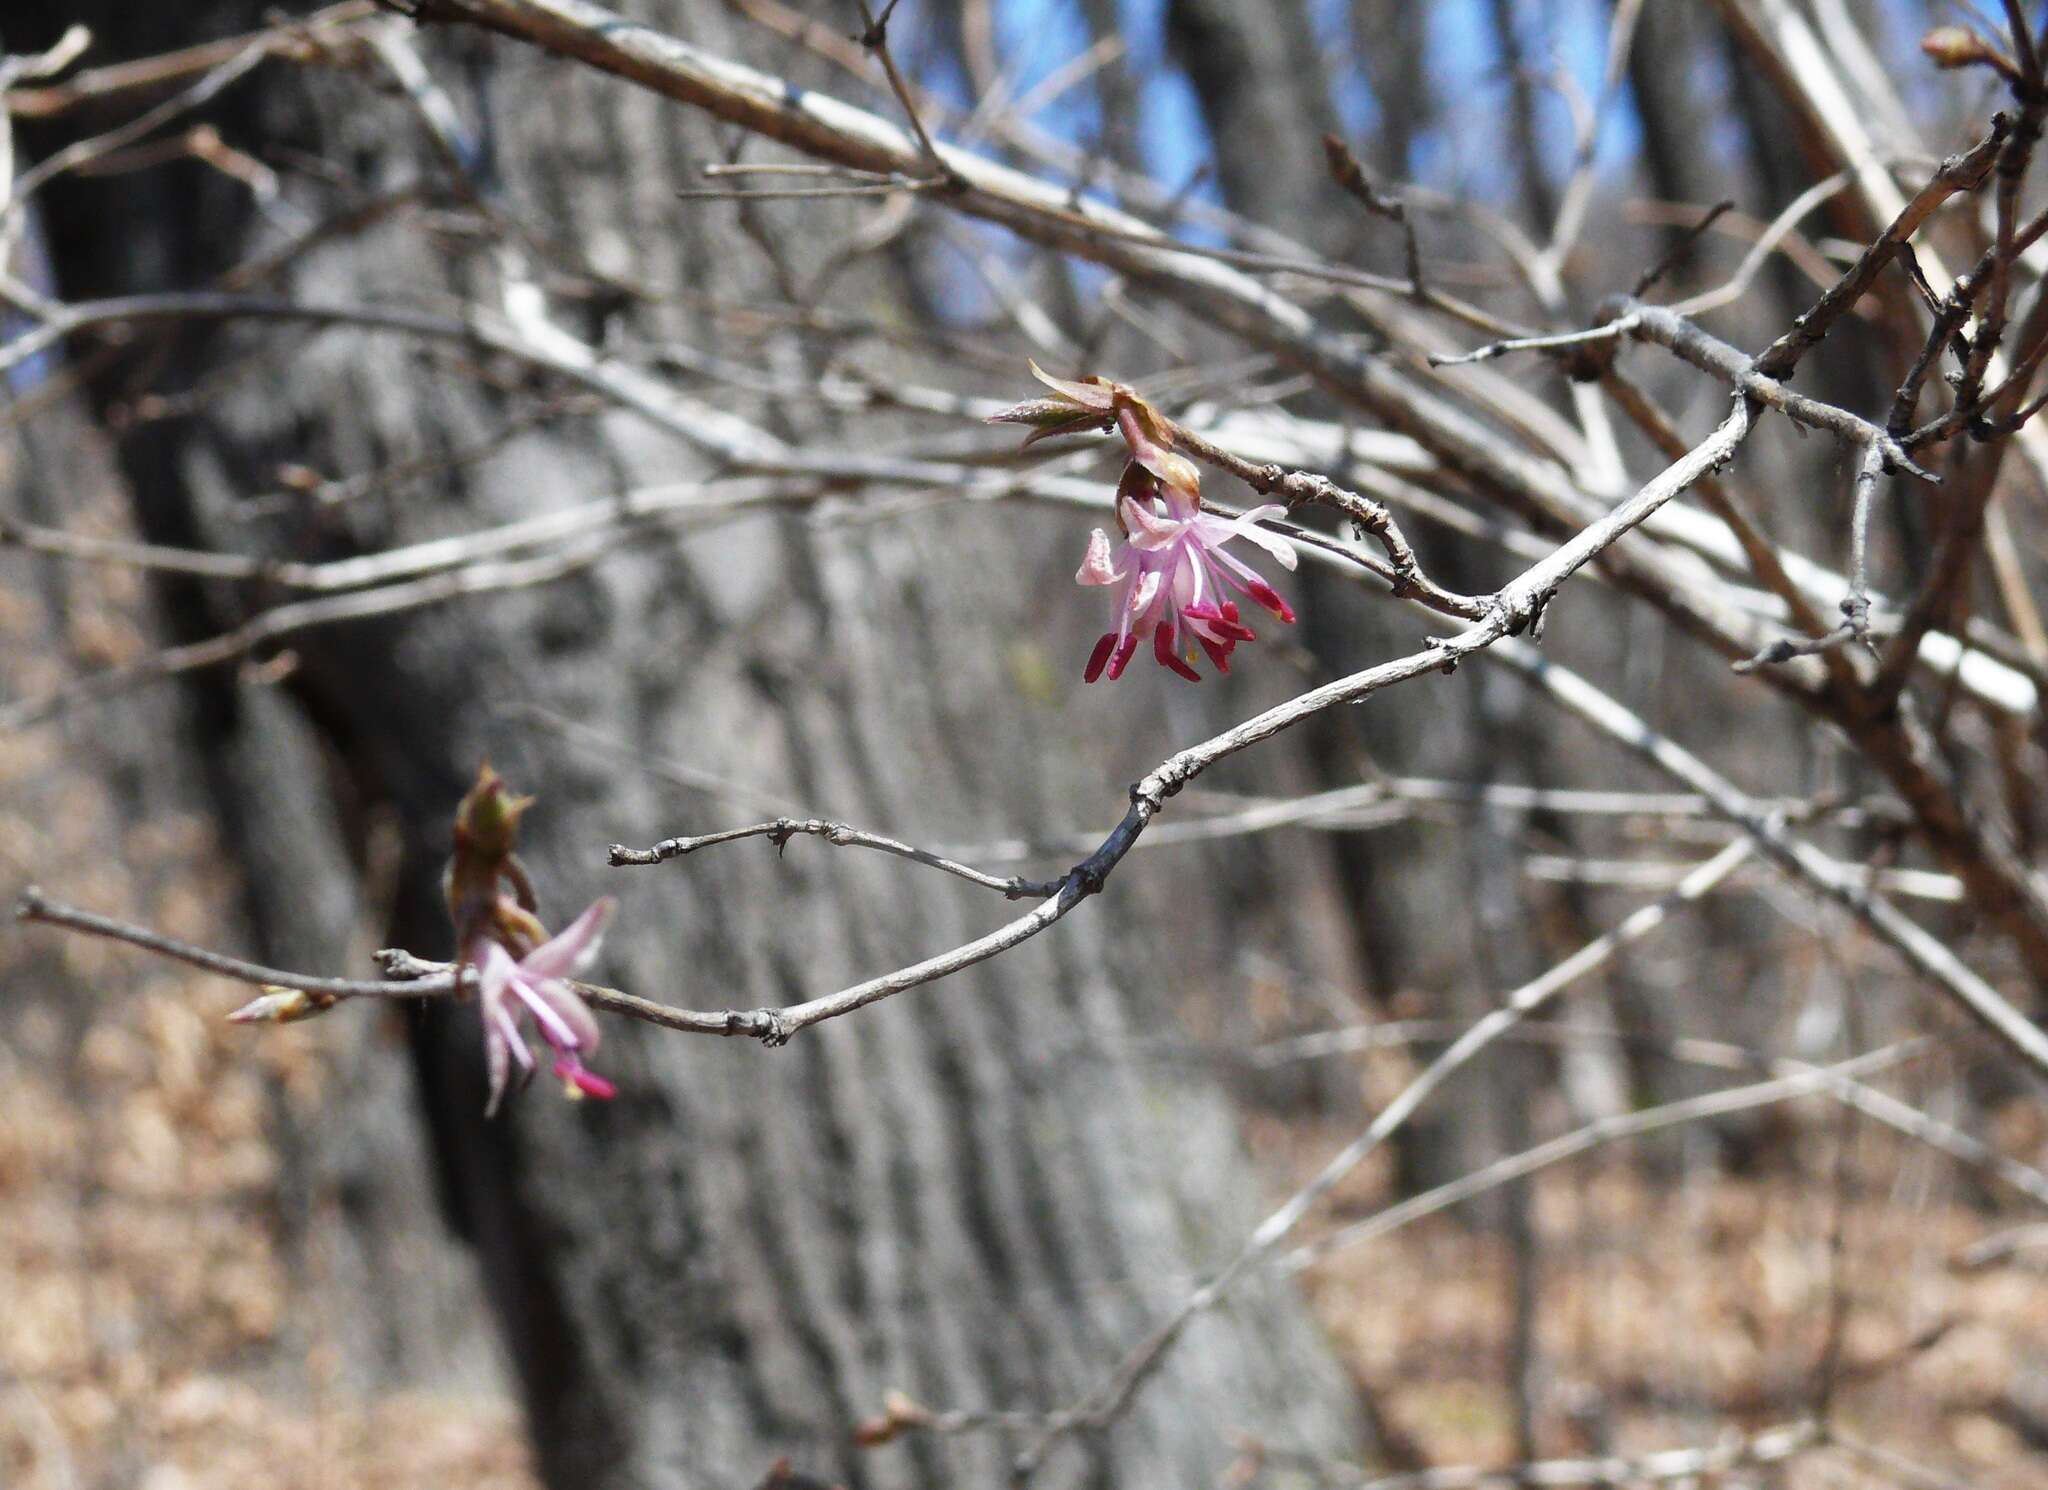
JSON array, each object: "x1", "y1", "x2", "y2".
[
  {"x1": 1153, "y1": 414, "x2": 1490, "y2": 621},
  {"x1": 1323, "y1": 132, "x2": 1426, "y2": 301},
  {"x1": 849, "y1": 0, "x2": 958, "y2": 189},
  {"x1": 5, "y1": 3, "x2": 379, "y2": 118},
  {"x1": 1751, "y1": 118, "x2": 2007, "y2": 381},
  {"x1": 1631, "y1": 198, "x2": 1734, "y2": 299}
]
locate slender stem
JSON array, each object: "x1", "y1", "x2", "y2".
[
  {"x1": 14, "y1": 886, "x2": 459, "y2": 998},
  {"x1": 609, "y1": 817, "x2": 1063, "y2": 899}
]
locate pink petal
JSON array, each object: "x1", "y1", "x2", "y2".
[
  {"x1": 483, "y1": 997, "x2": 533, "y2": 1118},
  {"x1": 520, "y1": 897, "x2": 616, "y2": 982},
  {"x1": 492, "y1": 998, "x2": 536, "y2": 1069},
  {"x1": 1120, "y1": 496, "x2": 1182, "y2": 550},
  {"x1": 505, "y1": 970, "x2": 591, "y2": 1052},
  {"x1": 1075, "y1": 529, "x2": 1126, "y2": 586},
  {"x1": 1199, "y1": 509, "x2": 1299, "y2": 570},
  {"x1": 1126, "y1": 567, "x2": 1163, "y2": 621},
  {"x1": 476, "y1": 940, "x2": 519, "y2": 1011},
  {"x1": 1211, "y1": 547, "x2": 1296, "y2": 618},
  {"x1": 484, "y1": 1029, "x2": 511, "y2": 1117},
  {"x1": 1234, "y1": 508, "x2": 1301, "y2": 566},
  {"x1": 533, "y1": 976, "x2": 604, "y2": 1054},
  {"x1": 1151, "y1": 466, "x2": 1202, "y2": 522}
]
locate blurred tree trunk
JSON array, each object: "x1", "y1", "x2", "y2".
[
  {"x1": 1164, "y1": 0, "x2": 1347, "y2": 254},
  {"x1": 1161, "y1": 0, "x2": 1557, "y2": 1203},
  {"x1": 1352, "y1": 0, "x2": 1431, "y2": 182},
  {"x1": 1624, "y1": 0, "x2": 1728, "y2": 272},
  {"x1": 13, "y1": 2, "x2": 1373, "y2": 1486},
  {"x1": 1486, "y1": 0, "x2": 1557, "y2": 233}
]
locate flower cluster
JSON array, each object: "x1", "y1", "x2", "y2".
[
  {"x1": 992, "y1": 364, "x2": 1297, "y2": 682},
  {"x1": 444, "y1": 765, "x2": 618, "y2": 1114}
]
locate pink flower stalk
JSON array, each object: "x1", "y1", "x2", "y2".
[
  {"x1": 1076, "y1": 408, "x2": 1298, "y2": 683},
  {"x1": 472, "y1": 896, "x2": 618, "y2": 1115}
]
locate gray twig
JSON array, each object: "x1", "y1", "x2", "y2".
[{"x1": 609, "y1": 817, "x2": 1062, "y2": 900}]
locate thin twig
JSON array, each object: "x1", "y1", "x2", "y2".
[
  {"x1": 1308, "y1": 1419, "x2": 1818, "y2": 1490},
  {"x1": 1155, "y1": 412, "x2": 1489, "y2": 620},
  {"x1": 850, "y1": 0, "x2": 958, "y2": 189},
  {"x1": 1281, "y1": 1043, "x2": 1927, "y2": 1270},
  {"x1": 1490, "y1": 641, "x2": 2048, "y2": 1083},
  {"x1": 1007, "y1": 835, "x2": 1759, "y2": 1477},
  {"x1": 1323, "y1": 132, "x2": 1426, "y2": 301},
  {"x1": 15, "y1": 887, "x2": 459, "y2": 999},
  {"x1": 1751, "y1": 118, "x2": 2008, "y2": 381},
  {"x1": 608, "y1": 817, "x2": 1062, "y2": 899},
  {"x1": 1631, "y1": 198, "x2": 1734, "y2": 299}
]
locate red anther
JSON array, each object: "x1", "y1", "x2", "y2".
[
  {"x1": 1155, "y1": 625, "x2": 1202, "y2": 681},
  {"x1": 1247, "y1": 580, "x2": 1295, "y2": 623},
  {"x1": 553, "y1": 1054, "x2": 617, "y2": 1100},
  {"x1": 1084, "y1": 632, "x2": 1118, "y2": 683},
  {"x1": 1107, "y1": 634, "x2": 1140, "y2": 680}
]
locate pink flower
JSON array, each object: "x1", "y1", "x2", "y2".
[
  {"x1": 1077, "y1": 410, "x2": 1298, "y2": 683},
  {"x1": 472, "y1": 897, "x2": 617, "y2": 1115},
  {"x1": 988, "y1": 362, "x2": 1301, "y2": 681}
]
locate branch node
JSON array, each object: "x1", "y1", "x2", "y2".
[{"x1": 740, "y1": 1008, "x2": 794, "y2": 1045}]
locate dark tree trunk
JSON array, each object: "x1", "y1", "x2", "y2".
[
  {"x1": 13, "y1": 2, "x2": 1374, "y2": 1485},
  {"x1": 1157, "y1": 0, "x2": 1558, "y2": 1201},
  {"x1": 1352, "y1": 0, "x2": 1431, "y2": 182},
  {"x1": 1163, "y1": 0, "x2": 1347, "y2": 254}
]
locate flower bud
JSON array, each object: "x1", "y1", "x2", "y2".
[
  {"x1": 226, "y1": 985, "x2": 338, "y2": 1024},
  {"x1": 452, "y1": 762, "x2": 533, "y2": 860},
  {"x1": 984, "y1": 397, "x2": 1112, "y2": 447},
  {"x1": 1921, "y1": 26, "x2": 2004, "y2": 70}
]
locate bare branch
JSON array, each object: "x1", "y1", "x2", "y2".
[
  {"x1": 849, "y1": 0, "x2": 958, "y2": 189},
  {"x1": 1490, "y1": 642, "x2": 2048, "y2": 1083},
  {"x1": 1006, "y1": 835, "x2": 1760, "y2": 1475},
  {"x1": 15, "y1": 886, "x2": 458, "y2": 1000},
  {"x1": 1309, "y1": 1419, "x2": 1818, "y2": 1490},
  {"x1": 1281, "y1": 1043, "x2": 1928, "y2": 1269},
  {"x1": 608, "y1": 818, "x2": 1062, "y2": 900},
  {"x1": 1750, "y1": 117, "x2": 2006, "y2": 381}
]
